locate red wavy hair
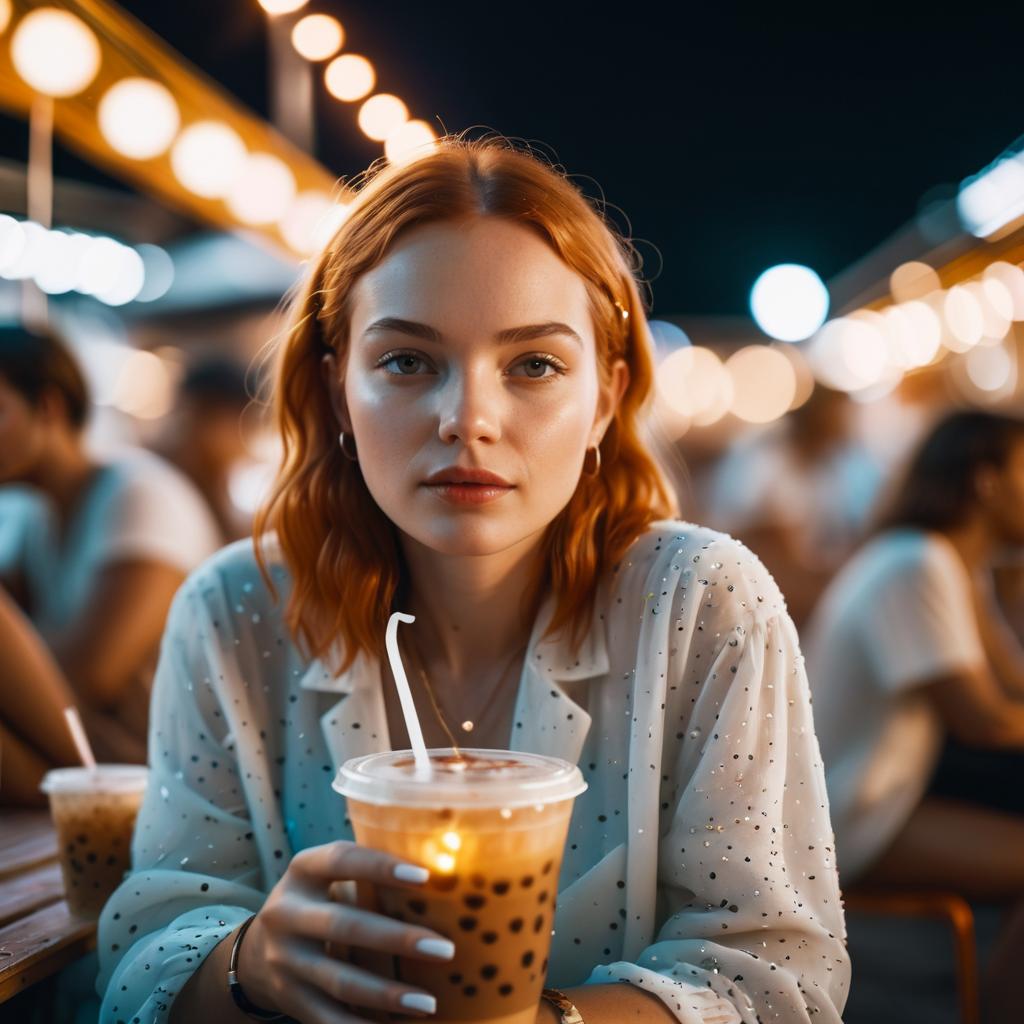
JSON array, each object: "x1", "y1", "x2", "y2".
[{"x1": 253, "y1": 132, "x2": 679, "y2": 673}]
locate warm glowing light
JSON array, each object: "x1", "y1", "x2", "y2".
[
  {"x1": 807, "y1": 317, "x2": 890, "y2": 392},
  {"x1": 0, "y1": 0, "x2": 12, "y2": 34},
  {"x1": 1, "y1": 221, "x2": 47, "y2": 280},
  {"x1": 98, "y1": 78, "x2": 180, "y2": 160},
  {"x1": 358, "y1": 94, "x2": 409, "y2": 142},
  {"x1": 172, "y1": 121, "x2": 247, "y2": 199},
  {"x1": 965, "y1": 343, "x2": 1014, "y2": 393},
  {"x1": 773, "y1": 342, "x2": 815, "y2": 411},
  {"x1": 499, "y1": 808, "x2": 512, "y2": 820},
  {"x1": 291, "y1": 13, "x2": 343, "y2": 61},
  {"x1": 226, "y1": 153, "x2": 296, "y2": 226},
  {"x1": 892, "y1": 301, "x2": 942, "y2": 368},
  {"x1": 889, "y1": 261, "x2": 941, "y2": 303},
  {"x1": 943, "y1": 285, "x2": 984, "y2": 350},
  {"x1": 280, "y1": 190, "x2": 338, "y2": 255},
  {"x1": 726, "y1": 345, "x2": 796, "y2": 423},
  {"x1": 111, "y1": 350, "x2": 173, "y2": 418},
  {"x1": 324, "y1": 54, "x2": 375, "y2": 101},
  {"x1": 749, "y1": 263, "x2": 829, "y2": 342},
  {"x1": 436, "y1": 852, "x2": 456, "y2": 873},
  {"x1": 385, "y1": 120, "x2": 438, "y2": 163},
  {"x1": 460, "y1": 720, "x2": 474, "y2": 732},
  {"x1": 257, "y1": 0, "x2": 308, "y2": 13},
  {"x1": 656, "y1": 346, "x2": 733, "y2": 426},
  {"x1": 11, "y1": 8, "x2": 100, "y2": 98},
  {"x1": 983, "y1": 261, "x2": 1024, "y2": 320},
  {"x1": 441, "y1": 831, "x2": 462, "y2": 852},
  {"x1": 970, "y1": 279, "x2": 1011, "y2": 343},
  {"x1": 0, "y1": 215, "x2": 26, "y2": 274}
]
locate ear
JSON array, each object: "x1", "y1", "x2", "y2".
[
  {"x1": 591, "y1": 357, "x2": 630, "y2": 445},
  {"x1": 320, "y1": 351, "x2": 351, "y2": 433}
]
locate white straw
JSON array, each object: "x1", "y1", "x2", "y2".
[
  {"x1": 63, "y1": 706, "x2": 96, "y2": 770},
  {"x1": 385, "y1": 612, "x2": 431, "y2": 779}
]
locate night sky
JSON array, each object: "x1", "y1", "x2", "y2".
[{"x1": 16, "y1": 3, "x2": 1024, "y2": 315}]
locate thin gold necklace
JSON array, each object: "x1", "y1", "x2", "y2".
[{"x1": 404, "y1": 633, "x2": 526, "y2": 758}]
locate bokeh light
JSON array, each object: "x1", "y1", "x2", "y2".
[
  {"x1": 171, "y1": 121, "x2": 247, "y2": 199},
  {"x1": 807, "y1": 316, "x2": 890, "y2": 392},
  {"x1": 358, "y1": 94, "x2": 408, "y2": 142},
  {"x1": 11, "y1": 8, "x2": 100, "y2": 97},
  {"x1": 135, "y1": 244, "x2": 175, "y2": 302},
  {"x1": 957, "y1": 152, "x2": 1024, "y2": 238},
  {"x1": 324, "y1": 54, "x2": 375, "y2": 101},
  {"x1": 749, "y1": 263, "x2": 829, "y2": 342},
  {"x1": 280, "y1": 190, "x2": 337, "y2": 255},
  {"x1": 943, "y1": 285, "x2": 984, "y2": 351},
  {"x1": 257, "y1": 0, "x2": 308, "y2": 13},
  {"x1": 964, "y1": 342, "x2": 1014, "y2": 393},
  {"x1": 656, "y1": 346, "x2": 733, "y2": 426},
  {"x1": 111, "y1": 350, "x2": 173, "y2": 419},
  {"x1": 1, "y1": 221, "x2": 48, "y2": 280},
  {"x1": 291, "y1": 13, "x2": 343, "y2": 61},
  {"x1": 0, "y1": 215, "x2": 26, "y2": 273},
  {"x1": 384, "y1": 120, "x2": 438, "y2": 164},
  {"x1": 889, "y1": 261, "x2": 941, "y2": 302},
  {"x1": 983, "y1": 261, "x2": 1024, "y2": 320},
  {"x1": 226, "y1": 153, "x2": 296, "y2": 226},
  {"x1": 98, "y1": 78, "x2": 180, "y2": 160},
  {"x1": 726, "y1": 345, "x2": 797, "y2": 423},
  {"x1": 0, "y1": 0, "x2": 12, "y2": 34}
]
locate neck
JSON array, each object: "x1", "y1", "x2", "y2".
[
  {"x1": 398, "y1": 529, "x2": 546, "y2": 683},
  {"x1": 943, "y1": 516, "x2": 993, "y2": 573},
  {"x1": 23, "y1": 431, "x2": 96, "y2": 512}
]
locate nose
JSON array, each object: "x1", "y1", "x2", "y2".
[{"x1": 436, "y1": 365, "x2": 502, "y2": 446}]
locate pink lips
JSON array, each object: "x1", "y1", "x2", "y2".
[{"x1": 422, "y1": 466, "x2": 515, "y2": 506}]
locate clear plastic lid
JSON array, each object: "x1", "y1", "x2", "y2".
[
  {"x1": 40, "y1": 764, "x2": 149, "y2": 795},
  {"x1": 333, "y1": 748, "x2": 586, "y2": 809}
]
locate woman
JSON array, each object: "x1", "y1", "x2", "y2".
[
  {"x1": 0, "y1": 325, "x2": 222, "y2": 795},
  {"x1": 97, "y1": 135, "x2": 849, "y2": 1024},
  {"x1": 805, "y1": 409, "x2": 1024, "y2": 1023}
]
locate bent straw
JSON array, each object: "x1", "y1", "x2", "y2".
[
  {"x1": 63, "y1": 706, "x2": 96, "y2": 770},
  {"x1": 385, "y1": 612, "x2": 431, "y2": 779}
]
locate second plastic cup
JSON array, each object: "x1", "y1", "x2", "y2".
[
  {"x1": 333, "y1": 748, "x2": 586, "y2": 1024},
  {"x1": 40, "y1": 764, "x2": 148, "y2": 919}
]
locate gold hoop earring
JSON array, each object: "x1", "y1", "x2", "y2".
[
  {"x1": 339, "y1": 431, "x2": 359, "y2": 462},
  {"x1": 582, "y1": 444, "x2": 601, "y2": 477}
]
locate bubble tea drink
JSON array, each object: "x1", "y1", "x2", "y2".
[
  {"x1": 334, "y1": 748, "x2": 586, "y2": 1024},
  {"x1": 40, "y1": 765, "x2": 148, "y2": 919}
]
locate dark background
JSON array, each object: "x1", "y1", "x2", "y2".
[{"x1": 6, "y1": 3, "x2": 1024, "y2": 315}]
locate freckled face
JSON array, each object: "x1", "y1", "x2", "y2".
[
  {"x1": 339, "y1": 217, "x2": 608, "y2": 556},
  {"x1": 0, "y1": 375, "x2": 45, "y2": 482}
]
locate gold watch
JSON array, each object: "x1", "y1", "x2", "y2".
[{"x1": 541, "y1": 987, "x2": 584, "y2": 1024}]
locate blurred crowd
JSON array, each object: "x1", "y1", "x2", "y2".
[{"x1": 3, "y1": 320, "x2": 1024, "y2": 1000}]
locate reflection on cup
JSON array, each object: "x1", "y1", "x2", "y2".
[
  {"x1": 334, "y1": 748, "x2": 586, "y2": 1024},
  {"x1": 40, "y1": 765, "x2": 148, "y2": 919}
]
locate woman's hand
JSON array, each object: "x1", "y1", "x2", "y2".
[{"x1": 237, "y1": 840, "x2": 455, "y2": 1022}]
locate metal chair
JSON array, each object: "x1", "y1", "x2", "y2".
[{"x1": 843, "y1": 886, "x2": 980, "y2": 1024}]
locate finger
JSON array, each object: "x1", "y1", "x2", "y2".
[
  {"x1": 289, "y1": 938, "x2": 439, "y2": 1018},
  {"x1": 276, "y1": 896, "x2": 456, "y2": 961},
  {"x1": 293, "y1": 840, "x2": 431, "y2": 888},
  {"x1": 287, "y1": 980, "x2": 376, "y2": 1024}
]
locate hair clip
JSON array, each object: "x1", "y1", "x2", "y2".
[{"x1": 614, "y1": 299, "x2": 629, "y2": 320}]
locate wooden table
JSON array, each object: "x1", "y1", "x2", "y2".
[{"x1": 0, "y1": 810, "x2": 96, "y2": 1004}]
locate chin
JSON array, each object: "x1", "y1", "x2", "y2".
[{"x1": 401, "y1": 518, "x2": 544, "y2": 557}]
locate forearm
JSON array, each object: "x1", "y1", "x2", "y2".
[
  {"x1": 535, "y1": 983, "x2": 679, "y2": 1024},
  {"x1": 169, "y1": 923, "x2": 261, "y2": 1024}
]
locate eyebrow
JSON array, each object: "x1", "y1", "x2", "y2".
[{"x1": 361, "y1": 317, "x2": 583, "y2": 348}]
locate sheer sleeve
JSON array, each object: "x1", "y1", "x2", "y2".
[
  {"x1": 94, "y1": 567, "x2": 268, "y2": 1024},
  {"x1": 585, "y1": 537, "x2": 851, "y2": 1023}
]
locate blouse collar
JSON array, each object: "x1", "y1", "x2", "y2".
[{"x1": 297, "y1": 585, "x2": 610, "y2": 770}]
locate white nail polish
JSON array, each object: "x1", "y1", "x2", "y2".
[
  {"x1": 394, "y1": 863, "x2": 430, "y2": 884},
  {"x1": 415, "y1": 936, "x2": 455, "y2": 959},
  {"x1": 400, "y1": 991, "x2": 437, "y2": 1014}
]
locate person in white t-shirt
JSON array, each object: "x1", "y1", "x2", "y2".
[
  {"x1": 0, "y1": 324, "x2": 221, "y2": 802},
  {"x1": 805, "y1": 408, "x2": 1024, "y2": 1023}
]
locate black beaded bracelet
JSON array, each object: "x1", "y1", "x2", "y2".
[{"x1": 227, "y1": 914, "x2": 289, "y2": 1022}]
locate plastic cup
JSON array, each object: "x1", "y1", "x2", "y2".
[
  {"x1": 333, "y1": 748, "x2": 586, "y2": 1024},
  {"x1": 40, "y1": 765, "x2": 148, "y2": 919}
]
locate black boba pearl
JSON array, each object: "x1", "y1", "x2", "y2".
[
  {"x1": 482, "y1": 931, "x2": 498, "y2": 944},
  {"x1": 499, "y1": 984, "x2": 514, "y2": 996},
  {"x1": 492, "y1": 880, "x2": 510, "y2": 895},
  {"x1": 542, "y1": 859, "x2": 553, "y2": 874},
  {"x1": 458, "y1": 916, "x2": 478, "y2": 931},
  {"x1": 481, "y1": 965, "x2": 498, "y2": 980},
  {"x1": 462, "y1": 985, "x2": 478, "y2": 997},
  {"x1": 509, "y1": 917, "x2": 524, "y2": 933},
  {"x1": 521, "y1": 875, "x2": 534, "y2": 888},
  {"x1": 538, "y1": 890, "x2": 548, "y2": 903},
  {"x1": 522, "y1": 951, "x2": 534, "y2": 967},
  {"x1": 470, "y1": 873, "x2": 487, "y2": 889},
  {"x1": 533, "y1": 914, "x2": 544, "y2": 933},
  {"x1": 408, "y1": 899, "x2": 427, "y2": 915},
  {"x1": 464, "y1": 894, "x2": 486, "y2": 910},
  {"x1": 449, "y1": 973, "x2": 463, "y2": 984},
  {"x1": 434, "y1": 874, "x2": 459, "y2": 892}
]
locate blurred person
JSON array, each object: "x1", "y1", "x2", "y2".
[
  {"x1": 0, "y1": 324, "x2": 222, "y2": 787},
  {"x1": 97, "y1": 134, "x2": 848, "y2": 1024},
  {"x1": 704, "y1": 383, "x2": 884, "y2": 626},
  {"x1": 151, "y1": 353, "x2": 256, "y2": 542},
  {"x1": 804, "y1": 410, "x2": 1024, "y2": 1023}
]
